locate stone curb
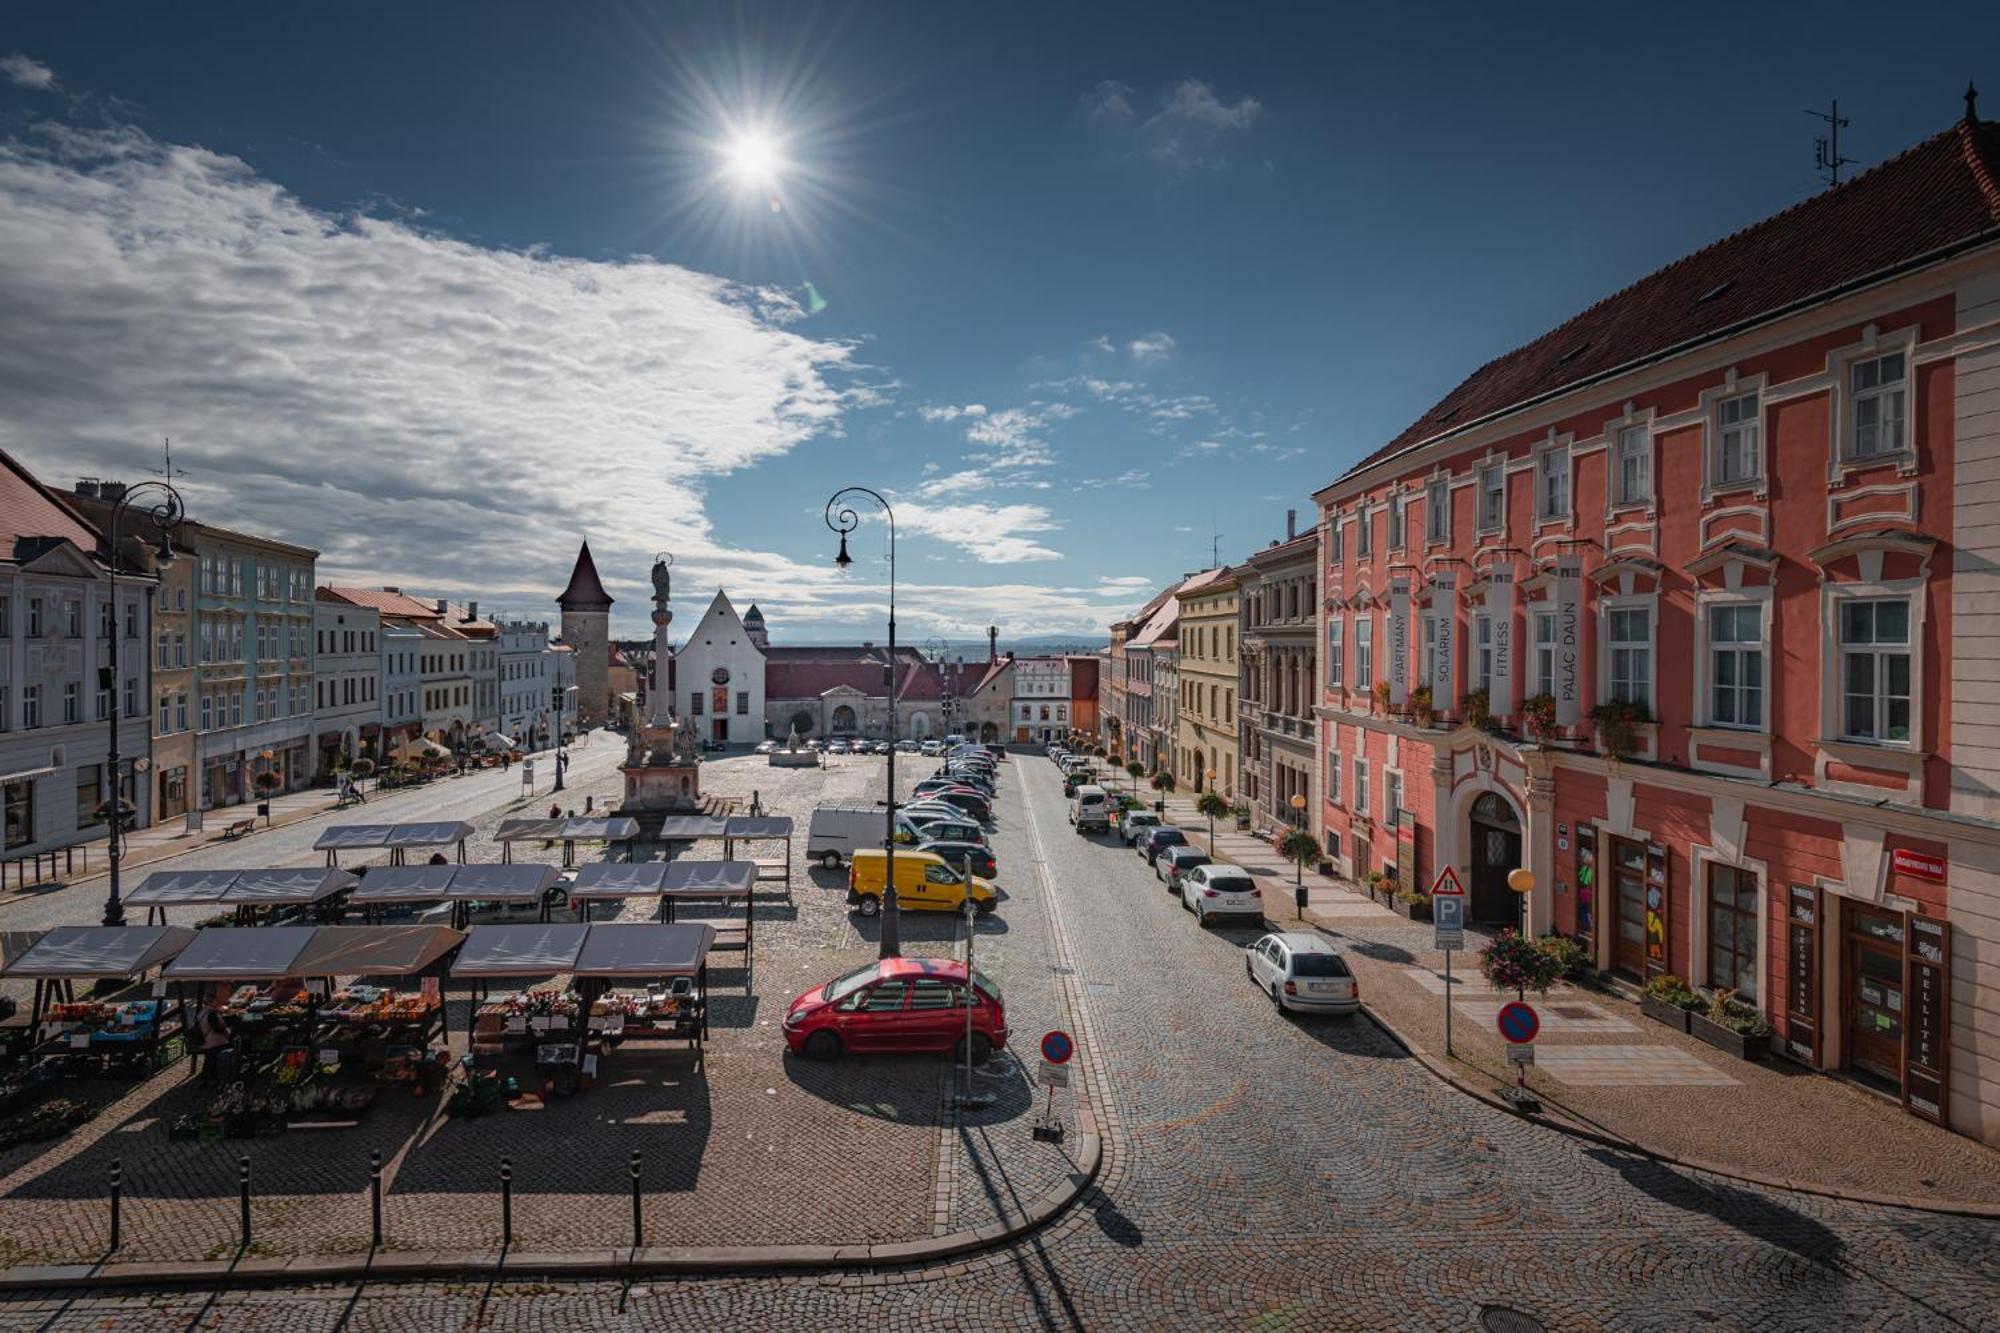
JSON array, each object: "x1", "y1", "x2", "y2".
[
  {"x1": 0, "y1": 1113, "x2": 1101, "y2": 1294},
  {"x1": 1353, "y1": 995, "x2": 2000, "y2": 1220}
]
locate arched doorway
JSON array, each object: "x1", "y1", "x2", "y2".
[
  {"x1": 831, "y1": 704, "x2": 858, "y2": 734},
  {"x1": 1468, "y1": 791, "x2": 1524, "y2": 924},
  {"x1": 980, "y1": 722, "x2": 999, "y2": 743},
  {"x1": 910, "y1": 712, "x2": 930, "y2": 740}
]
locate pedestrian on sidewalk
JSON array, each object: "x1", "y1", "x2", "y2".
[
  {"x1": 192, "y1": 994, "x2": 233, "y2": 1084},
  {"x1": 585, "y1": 795, "x2": 594, "y2": 815},
  {"x1": 543, "y1": 801, "x2": 562, "y2": 848}
]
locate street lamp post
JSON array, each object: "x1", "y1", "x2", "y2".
[
  {"x1": 99, "y1": 480, "x2": 185, "y2": 928},
  {"x1": 1289, "y1": 792, "x2": 1308, "y2": 919},
  {"x1": 1507, "y1": 866, "x2": 1535, "y2": 999},
  {"x1": 827, "y1": 487, "x2": 902, "y2": 959},
  {"x1": 550, "y1": 684, "x2": 566, "y2": 793}
]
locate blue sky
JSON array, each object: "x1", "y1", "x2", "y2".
[{"x1": 1, "y1": 3, "x2": 1995, "y2": 638}]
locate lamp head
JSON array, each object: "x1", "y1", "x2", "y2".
[
  {"x1": 1507, "y1": 867, "x2": 1535, "y2": 895},
  {"x1": 1290, "y1": 794, "x2": 1307, "y2": 810},
  {"x1": 153, "y1": 534, "x2": 176, "y2": 571},
  {"x1": 834, "y1": 531, "x2": 852, "y2": 569}
]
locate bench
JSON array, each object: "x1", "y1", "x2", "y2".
[{"x1": 223, "y1": 818, "x2": 257, "y2": 840}]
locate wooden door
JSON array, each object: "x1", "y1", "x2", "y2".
[
  {"x1": 1609, "y1": 837, "x2": 1647, "y2": 977},
  {"x1": 1846, "y1": 909, "x2": 1905, "y2": 1085}
]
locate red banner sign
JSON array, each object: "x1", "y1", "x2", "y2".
[{"x1": 1891, "y1": 849, "x2": 1946, "y2": 883}]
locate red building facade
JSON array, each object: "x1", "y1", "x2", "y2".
[{"x1": 1313, "y1": 110, "x2": 2000, "y2": 1142}]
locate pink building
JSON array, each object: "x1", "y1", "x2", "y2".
[{"x1": 1312, "y1": 105, "x2": 2000, "y2": 1142}]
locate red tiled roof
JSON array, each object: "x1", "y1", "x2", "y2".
[
  {"x1": 1, "y1": 451, "x2": 106, "y2": 565},
  {"x1": 766, "y1": 661, "x2": 892, "y2": 699},
  {"x1": 321, "y1": 586, "x2": 446, "y2": 620},
  {"x1": 1335, "y1": 115, "x2": 2000, "y2": 487}
]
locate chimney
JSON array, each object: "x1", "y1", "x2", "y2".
[
  {"x1": 99, "y1": 481, "x2": 127, "y2": 503},
  {"x1": 382, "y1": 586, "x2": 401, "y2": 595},
  {"x1": 466, "y1": 601, "x2": 478, "y2": 620},
  {"x1": 987, "y1": 626, "x2": 999, "y2": 661},
  {"x1": 435, "y1": 598, "x2": 449, "y2": 615},
  {"x1": 75, "y1": 479, "x2": 100, "y2": 498},
  {"x1": 1287, "y1": 508, "x2": 1297, "y2": 540}
]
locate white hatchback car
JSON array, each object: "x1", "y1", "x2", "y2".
[
  {"x1": 1246, "y1": 932, "x2": 1358, "y2": 1015},
  {"x1": 1180, "y1": 863, "x2": 1264, "y2": 926}
]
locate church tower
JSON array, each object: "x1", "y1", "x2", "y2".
[
  {"x1": 557, "y1": 541, "x2": 613, "y2": 730},
  {"x1": 743, "y1": 603, "x2": 769, "y2": 650}
]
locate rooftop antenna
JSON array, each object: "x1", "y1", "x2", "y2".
[
  {"x1": 148, "y1": 437, "x2": 190, "y2": 485},
  {"x1": 1806, "y1": 100, "x2": 1854, "y2": 187},
  {"x1": 1210, "y1": 508, "x2": 1222, "y2": 570}
]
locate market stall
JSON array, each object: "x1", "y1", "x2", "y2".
[
  {"x1": 124, "y1": 867, "x2": 358, "y2": 927},
  {"x1": 455, "y1": 923, "x2": 590, "y2": 1093},
  {"x1": 315, "y1": 820, "x2": 475, "y2": 868},
  {"x1": 351, "y1": 863, "x2": 562, "y2": 927},
  {"x1": 162, "y1": 925, "x2": 462, "y2": 1137},
  {"x1": 492, "y1": 815, "x2": 641, "y2": 868},
  {"x1": 566, "y1": 861, "x2": 757, "y2": 979},
  {"x1": 723, "y1": 815, "x2": 794, "y2": 894},
  {"x1": 567, "y1": 861, "x2": 672, "y2": 921},
  {"x1": 121, "y1": 868, "x2": 240, "y2": 926},
  {"x1": 4, "y1": 926, "x2": 197, "y2": 1080},
  {"x1": 571, "y1": 922, "x2": 715, "y2": 1059}
]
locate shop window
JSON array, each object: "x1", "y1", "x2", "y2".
[
  {"x1": 1840, "y1": 599, "x2": 1910, "y2": 743},
  {"x1": 3, "y1": 780, "x2": 31, "y2": 850},
  {"x1": 1706, "y1": 863, "x2": 1759, "y2": 1003},
  {"x1": 76, "y1": 765, "x2": 103, "y2": 829}
]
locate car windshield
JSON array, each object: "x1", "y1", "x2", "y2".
[
  {"x1": 1207, "y1": 875, "x2": 1255, "y2": 894},
  {"x1": 1289, "y1": 953, "x2": 1350, "y2": 978},
  {"x1": 823, "y1": 963, "x2": 880, "y2": 1003},
  {"x1": 971, "y1": 967, "x2": 1001, "y2": 1003},
  {"x1": 1174, "y1": 851, "x2": 1209, "y2": 866},
  {"x1": 1155, "y1": 831, "x2": 1186, "y2": 846}
]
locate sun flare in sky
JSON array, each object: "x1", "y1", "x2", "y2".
[{"x1": 720, "y1": 128, "x2": 785, "y2": 192}]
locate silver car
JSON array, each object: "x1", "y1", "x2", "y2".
[
  {"x1": 1180, "y1": 863, "x2": 1264, "y2": 927},
  {"x1": 1247, "y1": 932, "x2": 1358, "y2": 1015}
]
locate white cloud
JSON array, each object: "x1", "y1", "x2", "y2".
[
  {"x1": 898, "y1": 501, "x2": 1061, "y2": 563},
  {"x1": 1085, "y1": 334, "x2": 1115, "y2": 355},
  {"x1": 1152, "y1": 79, "x2": 1260, "y2": 132},
  {"x1": 1076, "y1": 469, "x2": 1151, "y2": 491},
  {"x1": 1096, "y1": 575, "x2": 1154, "y2": 591},
  {"x1": 0, "y1": 54, "x2": 56, "y2": 91},
  {"x1": 919, "y1": 402, "x2": 987, "y2": 422},
  {"x1": 1079, "y1": 80, "x2": 1134, "y2": 122},
  {"x1": 1128, "y1": 331, "x2": 1176, "y2": 362}
]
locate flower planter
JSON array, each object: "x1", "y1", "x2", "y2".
[
  {"x1": 1640, "y1": 994, "x2": 1693, "y2": 1034},
  {"x1": 1688, "y1": 1011, "x2": 1770, "y2": 1061},
  {"x1": 1391, "y1": 896, "x2": 1432, "y2": 922}
]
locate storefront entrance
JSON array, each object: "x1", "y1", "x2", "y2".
[
  {"x1": 1608, "y1": 836, "x2": 1648, "y2": 978},
  {"x1": 1845, "y1": 906, "x2": 1906, "y2": 1090},
  {"x1": 1468, "y1": 793, "x2": 1522, "y2": 924}
]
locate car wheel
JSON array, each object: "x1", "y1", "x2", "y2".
[
  {"x1": 1270, "y1": 984, "x2": 1284, "y2": 1014},
  {"x1": 1198, "y1": 907, "x2": 1209, "y2": 928},
  {"x1": 821, "y1": 851, "x2": 841, "y2": 870},
  {"x1": 956, "y1": 1032, "x2": 993, "y2": 1065},
  {"x1": 804, "y1": 1030, "x2": 841, "y2": 1061},
  {"x1": 856, "y1": 895, "x2": 881, "y2": 918},
  {"x1": 974, "y1": 898, "x2": 996, "y2": 916}
]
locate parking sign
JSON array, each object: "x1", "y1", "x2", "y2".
[{"x1": 1431, "y1": 866, "x2": 1466, "y2": 951}]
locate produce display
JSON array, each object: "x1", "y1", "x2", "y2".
[
  {"x1": 0, "y1": 1097, "x2": 97, "y2": 1150},
  {"x1": 30, "y1": 996, "x2": 181, "y2": 1077}
]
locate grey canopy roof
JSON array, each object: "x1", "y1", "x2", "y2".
[
  {"x1": 570, "y1": 923, "x2": 716, "y2": 978},
  {"x1": 450, "y1": 923, "x2": 590, "y2": 977},
  {"x1": 654, "y1": 816, "x2": 729, "y2": 841},
  {"x1": 314, "y1": 821, "x2": 473, "y2": 851},
  {"x1": 353, "y1": 863, "x2": 557, "y2": 904},
  {"x1": 350, "y1": 865, "x2": 458, "y2": 904},
  {"x1": 493, "y1": 818, "x2": 565, "y2": 843},
  {"x1": 124, "y1": 868, "x2": 243, "y2": 907},
  {"x1": 164, "y1": 927, "x2": 319, "y2": 981},
  {"x1": 567, "y1": 862, "x2": 672, "y2": 899},
  {"x1": 568, "y1": 860, "x2": 755, "y2": 899},
  {"x1": 126, "y1": 867, "x2": 356, "y2": 907},
  {"x1": 558, "y1": 817, "x2": 639, "y2": 842},
  {"x1": 723, "y1": 816, "x2": 793, "y2": 840},
  {"x1": 288, "y1": 926, "x2": 464, "y2": 978},
  {"x1": 3, "y1": 926, "x2": 196, "y2": 978}
]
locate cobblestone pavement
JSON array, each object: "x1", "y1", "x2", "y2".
[{"x1": 3, "y1": 753, "x2": 2000, "y2": 1327}]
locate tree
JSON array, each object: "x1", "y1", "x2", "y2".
[
  {"x1": 1150, "y1": 770, "x2": 1176, "y2": 795},
  {"x1": 1278, "y1": 828, "x2": 1322, "y2": 919},
  {"x1": 1124, "y1": 760, "x2": 1144, "y2": 792},
  {"x1": 1196, "y1": 791, "x2": 1229, "y2": 849}
]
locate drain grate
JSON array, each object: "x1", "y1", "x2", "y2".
[
  {"x1": 1050, "y1": 966, "x2": 1076, "y2": 976},
  {"x1": 1479, "y1": 1306, "x2": 1547, "y2": 1333}
]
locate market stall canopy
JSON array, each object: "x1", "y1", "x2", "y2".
[
  {"x1": 451, "y1": 864, "x2": 559, "y2": 901},
  {"x1": 568, "y1": 861, "x2": 672, "y2": 899},
  {"x1": 493, "y1": 818, "x2": 565, "y2": 843},
  {"x1": 724, "y1": 816, "x2": 793, "y2": 841},
  {"x1": 351, "y1": 865, "x2": 458, "y2": 904},
  {"x1": 314, "y1": 821, "x2": 473, "y2": 852},
  {"x1": 1, "y1": 930, "x2": 46, "y2": 971},
  {"x1": 314, "y1": 824, "x2": 399, "y2": 851},
  {"x1": 662, "y1": 861, "x2": 757, "y2": 896},
  {"x1": 559, "y1": 816, "x2": 640, "y2": 843},
  {"x1": 654, "y1": 815, "x2": 729, "y2": 841},
  {"x1": 451, "y1": 923, "x2": 589, "y2": 977},
  {"x1": 571, "y1": 923, "x2": 716, "y2": 978},
  {"x1": 4, "y1": 926, "x2": 196, "y2": 979},
  {"x1": 288, "y1": 925, "x2": 464, "y2": 978},
  {"x1": 164, "y1": 926, "x2": 319, "y2": 981},
  {"x1": 124, "y1": 868, "x2": 243, "y2": 907},
  {"x1": 224, "y1": 867, "x2": 357, "y2": 905}
]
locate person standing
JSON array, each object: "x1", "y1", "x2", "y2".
[{"x1": 192, "y1": 995, "x2": 233, "y2": 1084}]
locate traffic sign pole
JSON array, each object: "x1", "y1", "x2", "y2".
[{"x1": 1430, "y1": 868, "x2": 1467, "y2": 1059}]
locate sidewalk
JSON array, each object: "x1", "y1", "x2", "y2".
[{"x1": 1125, "y1": 778, "x2": 2000, "y2": 1211}]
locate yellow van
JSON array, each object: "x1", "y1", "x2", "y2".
[{"x1": 848, "y1": 849, "x2": 997, "y2": 917}]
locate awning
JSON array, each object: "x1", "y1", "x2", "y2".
[
  {"x1": 571, "y1": 923, "x2": 716, "y2": 978},
  {"x1": 4, "y1": 926, "x2": 196, "y2": 979},
  {"x1": 568, "y1": 860, "x2": 756, "y2": 899},
  {"x1": 288, "y1": 925, "x2": 464, "y2": 978},
  {"x1": 451, "y1": 923, "x2": 590, "y2": 977},
  {"x1": 494, "y1": 818, "x2": 566, "y2": 843},
  {"x1": 568, "y1": 862, "x2": 672, "y2": 899},
  {"x1": 125, "y1": 868, "x2": 244, "y2": 907},
  {"x1": 164, "y1": 927, "x2": 319, "y2": 981},
  {"x1": 723, "y1": 816, "x2": 793, "y2": 840},
  {"x1": 224, "y1": 867, "x2": 357, "y2": 905},
  {"x1": 655, "y1": 815, "x2": 729, "y2": 841},
  {"x1": 351, "y1": 865, "x2": 458, "y2": 904},
  {"x1": 314, "y1": 821, "x2": 473, "y2": 851},
  {"x1": 451, "y1": 863, "x2": 558, "y2": 901},
  {"x1": 662, "y1": 861, "x2": 757, "y2": 896},
  {"x1": 314, "y1": 824, "x2": 399, "y2": 851},
  {"x1": 559, "y1": 817, "x2": 639, "y2": 843}
]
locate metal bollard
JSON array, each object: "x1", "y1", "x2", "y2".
[
  {"x1": 108, "y1": 1158, "x2": 122, "y2": 1251},
  {"x1": 238, "y1": 1156, "x2": 251, "y2": 1249},
  {"x1": 500, "y1": 1157, "x2": 513, "y2": 1248},
  {"x1": 369, "y1": 1149, "x2": 383, "y2": 1248},
  {"x1": 629, "y1": 1151, "x2": 642, "y2": 1248}
]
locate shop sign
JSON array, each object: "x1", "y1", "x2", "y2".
[
  {"x1": 1904, "y1": 914, "x2": 1951, "y2": 1126},
  {"x1": 1785, "y1": 885, "x2": 1819, "y2": 1065},
  {"x1": 1643, "y1": 842, "x2": 1670, "y2": 980},
  {"x1": 1890, "y1": 848, "x2": 1946, "y2": 883},
  {"x1": 1388, "y1": 578, "x2": 1411, "y2": 706},
  {"x1": 1488, "y1": 567, "x2": 1515, "y2": 717},
  {"x1": 1553, "y1": 554, "x2": 1583, "y2": 727},
  {"x1": 1430, "y1": 576, "x2": 1455, "y2": 702}
]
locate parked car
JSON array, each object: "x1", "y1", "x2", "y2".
[
  {"x1": 755, "y1": 739, "x2": 778, "y2": 754},
  {"x1": 1069, "y1": 784, "x2": 1110, "y2": 834},
  {"x1": 925, "y1": 789, "x2": 991, "y2": 821},
  {"x1": 1247, "y1": 933, "x2": 1358, "y2": 1014},
  {"x1": 895, "y1": 739, "x2": 921, "y2": 753},
  {"x1": 700, "y1": 737, "x2": 726, "y2": 752},
  {"x1": 1118, "y1": 810, "x2": 1163, "y2": 845},
  {"x1": 784, "y1": 957, "x2": 1007, "y2": 1063},
  {"x1": 918, "y1": 839, "x2": 997, "y2": 879},
  {"x1": 1157, "y1": 845, "x2": 1212, "y2": 889},
  {"x1": 899, "y1": 798, "x2": 967, "y2": 820},
  {"x1": 809, "y1": 804, "x2": 925, "y2": 868},
  {"x1": 908, "y1": 815, "x2": 985, "y2": 845},
  {"x1": 1135, "y1": 826, "x2": 1188, "y2": 865},
  {"x1": 920, "y1": 739, "x2": 945, "y2": 756},
  {"x1": 1181, "y1": 863, "x2": 1264, "y2": 926},
  {"x1": 936, "y1": 771, "x2": 994, "y2": 796},
  {"x1": 875, "y1": 741, "x2": 893, "y2": 755},
  {"x1": 827, "y1": 740, "x2": 851, "y2": 755},
  {"x1": 847, "y1": 849, "x2": 997, "y2": 916},
  {"x1": 806, "y1": 738, "x2": 826, "y2": 751}
]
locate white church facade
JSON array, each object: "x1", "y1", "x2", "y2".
[{"x1": 669, "y1": 591, "x2": 769, "y2": 746}]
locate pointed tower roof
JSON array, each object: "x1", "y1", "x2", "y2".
[
  {"x1": 743, "y1": 603, "x2": 765, "y2": 624},
  {"x1": 557, "y1": 541, "x2": 614, "y2": 611}
]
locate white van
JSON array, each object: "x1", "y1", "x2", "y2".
[
  {"x1": 808, "y1": 804, "x2": 917, "y2": 868},
  {"x1": 1069, "y1": 784, "x2": 1110, "y2": 835}
]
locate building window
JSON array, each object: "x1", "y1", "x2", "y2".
[
  {"x1": 1353, "y1": 758, "x2": 1369, "y2": 821},
  {"x1": 1533, "y1": 611, "x2": 1557, "y2": 699},
  {"x1": 1538, "y1": 445, "x2": 1569, "y2": 521},
  {"x1": 1840, "y1": 598, "x2": 1910, "y2": 743},
  {"x1": 1355, "y1": 617, "x2": 1373, "y2": 690},
  {"x1": 1325, "y1": 748, "x2": 1340, "y2": 804},
  {"x1": 1473, "y1": 614, "x2": 1494, "y2": 695},
  {"x1": 1607, "y1": 607, "x2": 1651, "y2": 710},
  {"x1": 1387, "y1": 493, "x2": 1405, "y2": 550},
  {"x1": 22, "y1": 685, "x2": 39, "y2": 729},
  {"x1": 1848, "y1": 351, "x2": 1907, "y2": 461},
  {"x1": 1426, "y1": 477, "x2": 1449, "y2": 543},
  {"x1": 64, "y1": 599, "x2": 82, "y2": 638},
  {"x1": 1385, "y1": 770, "x2": 1402, "y2": 825},
  {"x1": 63, "y1": 682, "x2": 79, "y2": 724},
  {"x1": 736, "y1": 691, "x2": 749, "y2": 715},
  {"x1": 1615, "y1": 424, "x2": 1652, "y2": 506},
  {"x1": 1478, "y1": 462, "x2": 1505, "y2": 533},
  {"x1": 1329, "y1": 514, "x2": 1344, "y2": 564},
  {"x1": 4, "y1": 780, "x2": 32, "y2": 850},
  {"x1": 1421, "y1": 615, "x2": 1437, "y2": 686},
  {"x1": 26, "y1": 598, "x2": 41, "y2": 637},
  {"x1": 691, "y1": 692, "x2": 704, "y2": 716},
  {"x1": 1326, "y1": 618, "x2": 1343, "y2": 689},
  {"x1": 1713, "y1": 391, "x2": 1760, "y2": 486},
  {"x1": 1357, "y1": 507, "x2": 1373, "y2": 558},
  {"x1": 76, "y1": 765, "x2": 104, "y2": 828},
  {"x1": 1707, "y1": 604, "x2": 1764, "y2": 729},
  {"x1": 1706, "y1": 863, "x2": 1759, "y2": 1004}
]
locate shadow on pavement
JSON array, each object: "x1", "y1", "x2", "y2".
[
  {"x1": 781, "y1": 1051, "x2": 953, "y2": 1128},
  {"x1": 1581, "y1": 1147, "x2": 1843, "y2": 1268}
]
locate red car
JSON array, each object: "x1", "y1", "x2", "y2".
[{"x1": 784, "y1": 957, "x2": 1007, "y2": 1064}]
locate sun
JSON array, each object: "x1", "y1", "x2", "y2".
[{"x1": 721, "y1": 130, "x2": 784, "y2": 191}]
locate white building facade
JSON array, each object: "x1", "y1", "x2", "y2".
[
  {"x1": 498, "y1": 620, "x2": 556, "y2": 748},
  {"x1": 672, "y1": 591, "x2": 767, "y2": 746},
  {"x1": 312, "y1": 600, "x2": 380, "y2": 774},
  {"x1": 381, "y1": 623, "x2": 421, "y2": 748},
  {"x1": 1010, "y1": 655, "x2": 1072, "y2": 742}
]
